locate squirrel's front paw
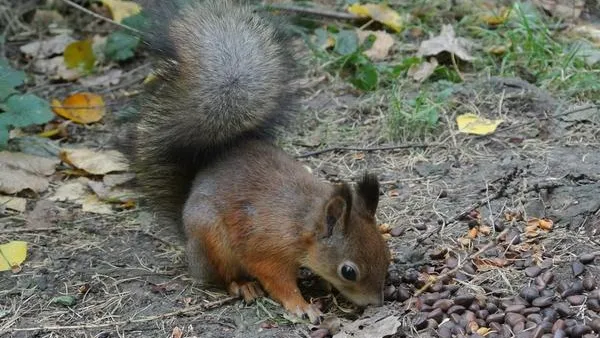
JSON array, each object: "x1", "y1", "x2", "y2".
[
  {"x1": 228, "y1": 281, "x2": 265, "y2": 303},
  {"x1": 287, "y1": 302, "x2": 323, "y2": 324}
]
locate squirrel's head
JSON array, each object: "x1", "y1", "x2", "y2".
[{"x1": 306, "y1": 173, "x2": 391, "y2": 308}]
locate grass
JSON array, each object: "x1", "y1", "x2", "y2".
[{"x1": 300, "y1": 1, "x2": 600, "y2": 142}]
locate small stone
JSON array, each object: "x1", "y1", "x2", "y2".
[
  {"x1": 390, "y1": 226, "x2": 405, "y2": 237},
  {"x1": 525, "y1": 266, "x2": 542, "y2": 277},
  {"x1": 397, "y1": 286, "x2": 411, "y2": 302},
  {"x1": 572, "y1": 261, "x2": 585, "y2": 277},
  {"x1": 384, "y1": 285, "x2": 396, "y2": 300},
  {"x1": 520, "y1": 286, "x2": 540, "y2": 303},
  {"x1": 579, "y1": 253, "x2": 596, "y2": 264},
  {"x1": 532, "y1": 296, "x2": 554, "y2": 307}
]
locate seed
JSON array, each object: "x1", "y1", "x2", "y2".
[
  {"x1": 520, "y1": 287, "x2": 540, "y2": 303},
  {"x1": 444, "y1": 284, "x2": 459, "y2": 294},
  {"x1": 553, "y1": 329, "x2": 566, "y2": 338},
  {"x1": 506, "y1": 304, "x2": 526, "y2": 313},
  {"x1": 590, "y1": 318, "x2": 600, "y2": 333},
  {"x1": 587, "y1": 298, "x2": 600, "y2": 312},
  {"x1": 390, "y1": 226, "x2": 405, "y2": 237},
  {"x1": 412, "y1": 313, "x2": 428, "y2": 330},
  {"x1": 476, "y1": 309, "x2": 489, "y2": 319},
  {"x1": 560, "y1": 280, "x2": 583, "y2": 298},
  {"x1": 566, "y1": 295, "x2": 585, "y2": 306},
  {"x1": 454, "y1": 294, "x2": 476, "y2": 308},
  {"x1": 433, "y1": 299, "x2": 454, "y2": 311},
  {"x1": 513, "y1": 321, "x2": 525, "y2": 333},
  {"x1": 396, "y1": 286, "x2": 411, "y2": 302},
  {"x1": 505, "y1": 312, "x2": 526, "y2": 327},
  {"x1": 553, "y1": 319, "x2": 566, "y2": 332},
  {"x1": 527, "y1": 313, "x2": 543, "y2": 324},
  {"x1": 571, "y1": 261, "x2": 585, "y2": 277},
  {"x1": 565, "y1": 325, "x2": 592, "y2": 337},
  {"x1": 487, "y1": 313, "x2": 506, "y2": 324},
  {"x1": 553, "y1": 302, "x2": 572, "y2": 317},
  {"x1": 437, "y1": 324, "x2": 453, "y2": 338},
  {"x1": 384, "y1": 285, "x2": 396, "y2": 300},
  {"x1": 446, "y1": 256, "x2": 458, "y2": 269},
  {"x1": 532, "y1": 296, "x2": 554, "y2": 307},
  {"x1": 541, "y1": 271, "x2": 554, "y2": 285},
  {"x1": 427, "y1": 308, "x2": 444, "y2": 323},
  {"x1": 582, "y1": 276, "x2": 596, "y2": 291},
  {"x1": 540, "y1": 289, "x2": 555, "y2": 297},
  {"x1": 486, "y1": 302, "x2": 499, "y2": 314},
  {"x1": 579, "y1": 253, "x2": 596, "y2": 264},
  {"x1": 423, "y1": 292, "x2": 440, "y2": 306},
  {"x1": 426, "y1": 318, "x2": 438, "y2": 330},
  {"x1": 525, "y1": 266, "x2": 543, "y2": 277},
  {"x1": 447, "y1": 305, "x2": 466, "y2": 315},
  {"x1": 522, "y1": 307, "x2": 541, "y2": 316},
  {"x1": 540, "y1": 307, "x2": 558, "y2": 322}
]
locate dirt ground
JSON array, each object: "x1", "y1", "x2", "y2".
[{"x1": 1, "y1": 1, "x2": 600, "y2": 338}]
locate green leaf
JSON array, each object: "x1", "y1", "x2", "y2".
[
  {"x1": 334, "y1": 30, "x2": 359, "y2": 56},
  {"x1": 351, "y1": 62, "x2": 378, "y2": 91},
  {"x1": 121, "y1": 12, "x2": 149, "y2": 31},
  {"x1": 52, "y1": 295, "x2": 77, "y2": 307},
  {"x1": 3, "y1": 94, "x2": 55, "y2": 126},
  {"x1": 0, "y1": 58, "x2": 26, "y2": 101},
  {"x1": 105, "y1": 31, "x2": 140, "y2": 61}
]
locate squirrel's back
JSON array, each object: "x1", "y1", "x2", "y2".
[{"x1": 131, "y1": 0, "x2": 299, "y2": 226}]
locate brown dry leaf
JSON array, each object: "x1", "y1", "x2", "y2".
[
  {"x1": 48, "y1": 178, "x2": 89, "y2": 203},
  {"x1": 87, "y1": 180, "x2": 135, "y2": 204},
  {"x1": 78, "y1": 69, "x2": 123, "y2": 87},
  {"x1": 473, "y1": 257, "x2": 510, "y2": 269},
  {"x1": 417, "y1": 24, "x2": 475, "y2": 62},
  {"x1": 0, "y1": 196, "x2": 27, "y2": 212},
  {"x1": 532, "y1": 0, "x2": 584, "y2": 21},
  {"x1": 60, "y1": 148, "x2": 129, "y2": 175},
  {"x1": 538, "y1": 218, "x2": 553, "y2": 231},
  {"x1": 467, "y1": 227, "x2": 479, "y2": 239},
  {"x1": 103, "y1": 172, "x2": 135, "y2": 187},
  {"x1": 458, "y1": 237, "x2": 472, "y2": 246},
  {"x1": 33, "y1": 56, "x2": 83, "y2": 81},
  {"x1": 478, "y1": 225, "x2": 491, "y2": 235},
  {"x1": 487, "y1": 43, "x2": 511, "y2": 55},
  {"x1": 353, "y1": 152, "x2": 365, "y2": 160},
  {"x1": 170, "y1": 326, "x2": 183, "y2": 338},
  {"x1": 356, "y1": 30, "x2": 394, "y2": 61},
  {"x1": 407, "y1": 58, "x2": 438, "y2": 82},
  {"x1": 347, "y1": 4, "x2": 404, "y2": 32},
  {"x1": 20, "y1": 34, "x2": 75, "y2": 58},
  {"x1": 81, "y1": 194, "x2": 114, "y2": 215},
  {"x1": 569, "y1": 24, "x2": 600, "y2": 46},
  {"x1": 52, "y1": 92, "x2": 106, "y2": 124}
]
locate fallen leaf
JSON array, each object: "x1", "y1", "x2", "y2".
[
  {"x1": 78, "y1": 69, "x2": 123, "y2": 87},
  {"x1": 87, "y1": 180, "x2": 135, "y2": 203},
  {"x1": 0, "y1": 58, "x2": 26, "y2": 100},
  {"x1": 0, "y1": 196, "x2": 27, "y2": 212},
  {"x1": 20, "y1": 34, "x2": 76, "y2": 58},
  {"x1": 417, "y1": 25, "x2": 475, "y2": 62},
  {"x1": 63, "y1": 39, "x2": 96, "y2": 72},
  {"x1": 51, "y1": 295, "x2": 76, "y2": 307},
  {"x1": 407, "y1": 58, "x2": 438, "y2": 82},
  {"x1": 60, "y1": 148, "x2": 128, "y2": 175},
  {"x1": 481, "y1": 7, "x2": 511, "y2": 26},
  {"x1": 101, "y1": 0, "x2": 141, "y2": 23},
  {"x1": 103, "y1": 172, "x2": 135, "y2": 187},
  {"x1": 527, "y1": 218, "x2": 554, "y2": 231},
  {"x1": 347, "y1": 3, "x2": 404, "y2": 32},
  {"x1": 0, "y1": 241, "x2": 28, "y2": 272},
  {"x1": 33, "y1": 56, "x2": 83, "y2": 81},
  {"x1": 52, "y1": 92, "x2": 106, "y2": 124},
  {"x1": 467, "y1": 227, "x2": 479, "y2": 239},
  {"x1": 456, "y1": 113, "x2": 503, "y2": 135},
  {"x1": 532, "y1": 0, "x2": 584, "y2": 21},
  {"x1": 479, "y1": 225, "x2": 491, "y2": 235},
  {"x1": 170, "y1": 326, "x2": 183, "y2": 338},
  {"x1": 472, "y1": 257, "x2": 510, "y2": 271},
  {"x1": 48, "y1": 179, "x2": 89, "y2": 202},
  {"x1": 487, "y1": 44, "x2": 510, "y2": 55},
  {"x1": 356, "y1": 30, "x2": 394, "y2": 61},
  {"x1": 569, "y1": 24, "x2": 600, "y2": 46},
  {"x1": 0, "y1": 151, "x2": 58, "y2": 194},
  {"x1": 0, "y1": 151, "x2": 59, "y2": 176},
  {"x1": 333, "y1": 315, "x2": 400, "y2": 338},
  {"x1": 477, "y1": 327, "x2": 491, "y2": 335}
]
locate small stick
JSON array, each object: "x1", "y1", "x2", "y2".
[
  {"x1": 59, "y1": 0, "x2": 141, "y2": 34},
  {"x1": 0, "y1": 227, "x2": 60, "y2": 234},
  {"x1": 260, "y1": 4, "x2": 359, "y2": 21},
  {"x1": 295, "y1": 142, "x2": 444, "y2": 158},
  {"x1": 8, "y1": 296, "x2": 237, "y2": 332}
]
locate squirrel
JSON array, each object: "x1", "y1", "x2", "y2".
[{"x1": 128, "y1": 0, "x2": 391, "y2": 323}]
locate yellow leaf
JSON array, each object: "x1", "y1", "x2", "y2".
[
  {"x1": 481, "y1": 7, "x2": 510, "y2": 26},
  {"x1": 52, "y1": 92, "x2": 106, "y2": 124},
  {"x1": 63, "y1": 39, "x2": 95, "y2": 72},
  {"x1": 101, "y1": 0, "x2": 141, "y2": 23},
  {"x1": 456, "y1": 113, "x2": 503, "y2": 135},
  {"x1": 348, "y1": 3, "x2": 404, "y2": 32},
  {"x1": 0, "y1": 241, "x2": 28, "y2": 272}
]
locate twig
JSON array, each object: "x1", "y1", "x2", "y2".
[
  {"x1": 0, "y1": 227, "x2": 60, "y2": 234},
  {"x1": 295, "y1": 142, "x2": 443, "y2": 158},
  {"x1": 494, "y1": 104, "x2": 599, "y2": 135},
  {"x1": 59, "y1": 0, "x2": 140, "y2": 34},
  {"x1": 260, "y1": 4, "x2": 359, "y2": 21},
  {"x1": 8, "y1": 296, "x2": 237, "y2": 332},
  {"x1": 413, "y1": 229, "x2": 509, "y2": 297}
]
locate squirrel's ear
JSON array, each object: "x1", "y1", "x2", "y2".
[
  {"x1": 356, "y1": 173, "x2": 380, "y2": 217},
  {"x1": 323, "y1": 183, "x2": 353, "y2": 238}
]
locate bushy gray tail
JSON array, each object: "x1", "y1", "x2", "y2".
[{"x1": 130, "y1": 0, "x2": 299, "y2": 228}]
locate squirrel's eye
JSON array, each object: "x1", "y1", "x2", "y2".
[{"x1": 341, "y1": 264, "x2": 357, "y2": 281}]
